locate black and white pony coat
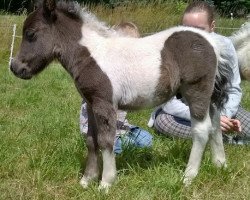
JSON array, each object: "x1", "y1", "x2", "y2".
[{"x1": 10, "y1": 0, "x2": 233, "y2": 191}]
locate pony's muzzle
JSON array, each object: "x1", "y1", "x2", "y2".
[{"x1": 10, "y1": 58, "x2": 32, "y2": 80}]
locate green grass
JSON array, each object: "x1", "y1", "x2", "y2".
[
  {"x1": 1, "y1": 64, "x2": 250, "y2": 199},
  {"x1": 1, "y1": 3, "x2": 250, "y2": 200}
]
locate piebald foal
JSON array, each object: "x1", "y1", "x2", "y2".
[{"x1": 10, "y1": 0, "x2": 230, "y2": 190}]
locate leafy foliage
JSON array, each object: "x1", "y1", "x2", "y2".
[
  {"x1": 1, "y1": 0, "x2": 249, "y2": 18},
  {"x1": 211, "y1": 0, "x2": 250, "y2": 17}
]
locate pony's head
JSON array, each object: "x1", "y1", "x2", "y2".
[
  {"x1": 10, "y1": 0, "x2": 60, "y2": 79},
  {"x1": 10, "y1": 0, "x2": 118, "y2": 79},
  {"x1": 10, "y1": 0, "x2": 84, "y2": 79}
]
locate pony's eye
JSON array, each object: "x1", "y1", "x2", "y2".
[{"x1": 25, "y1": 30, "x2": 36, "y2": 42}]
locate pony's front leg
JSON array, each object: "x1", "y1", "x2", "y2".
[
  {"x1": 209, "y1": 104, "x2": 226, "y2": 168},
  {"x1": 184, "y1": 110, "x2": 211, "y2": 185},
  {"x1": 80, "y1": 105, "x2": 100, "y2": 188},
  {"x1": 92, "y1": 99, "x2": 117, "y2": 191}
]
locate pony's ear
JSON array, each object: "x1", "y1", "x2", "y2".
[{"x1": 43, "y1": 0, "x2": 57, "y2": 22}]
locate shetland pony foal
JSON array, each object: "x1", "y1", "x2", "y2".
[{"x1": 11, "y1": 0, "x2": 228, "y2": 190}]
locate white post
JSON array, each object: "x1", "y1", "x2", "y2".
[{"x1": 9, "y1": 24, "x2": 16, "y2": 68}]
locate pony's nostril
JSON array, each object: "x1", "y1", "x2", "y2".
[
  {"x1": 19, "y1": 68, "x2": 27, "y2": 77},
  {"x1": 20, "y1": 68, "x2": 27, "y2": 75}
]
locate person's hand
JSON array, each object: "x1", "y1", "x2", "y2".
[{"x1": 220, "y1": 116, "x2": 242, "y2": 133}]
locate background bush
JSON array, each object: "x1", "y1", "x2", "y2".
[
  {"x1": 0, "y1": 0, "x2": 249, "y2": 17},
  {"x1": 213, "y1": 0, "x2": 250, "y2": 17}
]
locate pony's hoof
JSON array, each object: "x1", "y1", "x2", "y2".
[
  {"x1": 213, "y1": 159, "x2": 227, "y2": 168},
  {"x1": 183, "y1": 176, "x2": 193, "y2": 187},
  {"x1": 79, "y1": 176, "x2": 90, "y2": 189},
  {"x1": 183, "y1": 169, "x2": 197, "y2": 186},
  {"x1": 98, "y1": 181, "x2": 111, "y2": 193}
]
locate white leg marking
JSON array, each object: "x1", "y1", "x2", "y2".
[
  {"x1": 210, "y1": 131, "x2": 227, "y2": 168},
  {"x1": 209, "y1": 109, "x2": 226, "y2": 168},
  {"x1": 98, "y1": 149, "x2": 116, "y2": 192},
  {"x1": 80, "y1": 171, "x2": 99, "y2": 188},
  {"x1": 80, "y1": 176, "x2": 93, "y2": 188},
  {"x1": 184, "y1": 110, "x2": 211, "y2": 186}
]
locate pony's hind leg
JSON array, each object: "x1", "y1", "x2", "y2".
[
  {"x1": 184, "y1": 109, "x2": 211, "y2": 185},
  {"x1": 209, "y1": 104, "x2": 226, "y2": 168},
  {"x1": 180, "y1": 79, "x2": 215, "y2": 185},
  {"x1": 92, "y1": 99, "x2": 117, "y2": 191},
  {"x1": 80, "y1": 105, "x2": 100, "y2": 188}
]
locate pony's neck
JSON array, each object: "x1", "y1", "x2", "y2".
[
  {"x1": 52, "y1": 14, "x2": 84, "y2": 77},
  {"x1": 52, "y1": 9, "x2": 116, "y2": 79},
  {"x1": 55, "y1": 40, "x2": 85, "y2": 80}
]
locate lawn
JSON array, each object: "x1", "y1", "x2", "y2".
[{"x1": 0, "y1": 2, "x2": 249, "y2": 200}]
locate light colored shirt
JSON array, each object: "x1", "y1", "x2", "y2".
[{"x1": 212, "y1": 32, "x2": 242, "y2": 117}]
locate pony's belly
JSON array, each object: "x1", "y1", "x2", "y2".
[
  {"x1": 118, "y1": 96, "x2": 152, "y2": 110},
  {"x1": 117, "y1": 91, "x2": 169, "y2": 111},
  {"x1": 118, "y1": 100, "x2": 153, "y2": 110}
]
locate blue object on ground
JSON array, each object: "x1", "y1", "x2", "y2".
[{"x1": 113, "y1": 126, "x2": 153, "y2": 154}]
